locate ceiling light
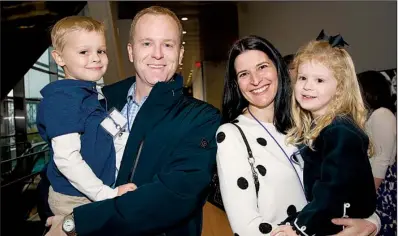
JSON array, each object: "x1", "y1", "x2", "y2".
[
  {"x1": 182, "y1": 31, "x2": 187, "y2": 34},
  {"x1": 181, "y1": 17, "x2": 188, "y2": 21},
  {"x1": 182, "y1": 42, "x2": 186, "y2": 45}
]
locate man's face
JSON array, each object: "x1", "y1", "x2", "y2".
[{"x1": 127, "y1": 14, "x2": 184, "y2": 90}]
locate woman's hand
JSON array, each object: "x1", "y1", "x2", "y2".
[
  {"x1": 331, "y1": 218, "x2": 377, "y2": 236},
  {"x1": 271, "y1": 225, "x2": 299, "y2": 236}
]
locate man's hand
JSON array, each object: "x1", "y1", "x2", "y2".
[
  {"x1": 331, "y1": 218, "x2": 377, "y2": 236},
  {"x1": 117, "y1": 183, "x2": 137, "y2": 196},
  {"x1": 271, "y1": 225, "x2": 299, "y2": 236},
  {"x1": 45, "y1": 215, "x2": 66, "y2": 236}
]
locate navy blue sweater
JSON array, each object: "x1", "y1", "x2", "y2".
[
  {"x1": 290, "y1": 117, "x2": 376, "y2": 235},
  {"x1": 36, "y1": 79, "x2": 116, "y2": 197}
]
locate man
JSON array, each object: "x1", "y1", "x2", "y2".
[{"x1": 46, "y1": 6, "x2": 220, "y2": 236}]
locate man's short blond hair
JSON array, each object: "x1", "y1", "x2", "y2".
[
  {"x1": 129, "y1": 6, "x2": 183, "y2": 45},
  {"x1": 51, "y1": 16, "x2": 105, "y2": 51}
]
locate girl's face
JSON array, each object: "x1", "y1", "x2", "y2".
[{"x1": 295, "y1": 60, "x2": 337, "y2": 117}]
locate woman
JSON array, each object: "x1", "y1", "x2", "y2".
[
  {"x1": 358, "y1": 70, "x2": 397, "y2": 236},
  {"x1": 216, "y1": 35, "x2": 380, "y2": 236}
]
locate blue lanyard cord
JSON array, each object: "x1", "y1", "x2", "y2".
[
  {"x1": 126, "y1": 100, "x2": 131, "y2": 132},
  {"x1": 92, "y1": 86, "x2": 123, "y2": 131},
  {"x1": 247, "y1": 108, "x2": 306, "y2": 195}
]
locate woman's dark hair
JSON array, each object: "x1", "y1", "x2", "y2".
[
  {"x1": 357, "y1": 70, "x2": 395, "y2": 113},
  {"x1": 221, "y1": 35, "x2": 292, "y2": 134}
]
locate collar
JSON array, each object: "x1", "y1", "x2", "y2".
[
  {"x1": 40, "y1": 79, "x2": 96, "y2": 97},
  {"x1": 102, "y1": 74, "x2": 184, "y2": 111},
  {"x1": 126, "y1": 82, "x2": 148, "y2": 105}
]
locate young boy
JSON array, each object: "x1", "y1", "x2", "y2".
[{"x1": 36, "y1": 16, "x2": 136, "y2": 216}]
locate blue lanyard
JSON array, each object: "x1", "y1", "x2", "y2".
[
  {"x1": 92, "y1": 86, "x2": 125, "y2": 133},
  {"x1": 126, "y1": 99, "x2": 132, "y2": 132},
  {"x1": 247, "y1": 108, "x2": 306, "y2": 195}
]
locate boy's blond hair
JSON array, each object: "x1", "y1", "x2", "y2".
[
  {"x1": 51, "y1": 16, "x2": 105, "y2": 51},
  {"x1": 129, "y1": 6, "x2": 183, "y2": 45},
  {"x1": 286, "y1": 40, "x2": 373, "y2": 156}
]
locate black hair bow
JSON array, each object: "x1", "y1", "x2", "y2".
[{"x1": 316, "y1": 29, "x2": 349, "y2": 48}]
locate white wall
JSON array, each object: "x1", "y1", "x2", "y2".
[
  {"x1": 202, "y1": 61, "x2": 227, "y2": 109},
  {"x1": 116, "y1": 19, "x2": 136, "y2": 78},
  {"x1": 238, "y1": 1, "x2": 397, "y2": 73},
  {"x1": 192, "y1": 67, "x2": 204, "y2": 101},
  {"x1": 86, "y1": 2, "x2": 125, "y2": 84}
]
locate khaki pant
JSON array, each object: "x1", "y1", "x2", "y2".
[{"x1": 48, "y1": 186, "x2": 92, "y2": 216}]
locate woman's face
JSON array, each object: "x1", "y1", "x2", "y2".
[{"x1": 234, "y1": 50, "x2": 279, "y2": 109}]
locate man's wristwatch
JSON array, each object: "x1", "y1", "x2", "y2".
[{"x1": 62, "y1": 213, "x2": 77, "y2": 236}]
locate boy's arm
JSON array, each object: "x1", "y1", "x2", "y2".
[{"x1": 52, "y1": 133, "x2": 118, "y2": 201}]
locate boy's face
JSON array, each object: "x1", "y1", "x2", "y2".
[{"x1": 52, "y1": 30, "x2": 108, "y2": 82}]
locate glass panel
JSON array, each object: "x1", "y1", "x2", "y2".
[
  {"x1": 27, "y1": 131, "x2": 43, "y2": 144},
  {"x1": 34, "y1": 49, "x2": 50, "y2": 71},
  {"x1": 1, "y1": 99, "x2": 15, "y2": 137},
  {"x1": 0, "y1": 99, "x2": 16, "y2": 164},
  {"x1": 1, "y1": 47, "x2": 54, "y2": 179},
  {"x1": 24, "y1": 69, "x2": 50, "y2": 99},
  {"x1": 26, "y1": 100, "x2": 39, "y2": 134}
]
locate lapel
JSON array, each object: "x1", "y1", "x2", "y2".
[
  {"x1": 101, "y1": 76, "x2": 136, "y2": 112},
  {"x1": 108, "y1": 74, "x2": 184, "y2": 185},
  {"x1": 130, "y1": 74, "x2": 184, "y2": 136}
]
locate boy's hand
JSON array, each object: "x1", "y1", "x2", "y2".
[
  {"x1": 271, "y1": 225, "x2": 299, "y2": 236},
  {"x1": 117, "y1": 183, "x2": 137, "y2": 196}
]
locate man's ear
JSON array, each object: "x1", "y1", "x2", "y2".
[
  {"x1": 51, "y1": 50, "x2": 65, "y2": 66},
  {"x1": 127, "y1": 43, "x2": 134, "y2": 63},
  {"x1": 179, "y1": 45, "x2": 185, "y2": 65}
]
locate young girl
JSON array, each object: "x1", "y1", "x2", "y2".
[{"x1": 271, "y1": 37, "x2": 376, "y2": 236}]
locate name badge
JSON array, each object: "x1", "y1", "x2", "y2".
[{"x1": 100, "y1": 108, "x2": 127, "y2": 138}]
